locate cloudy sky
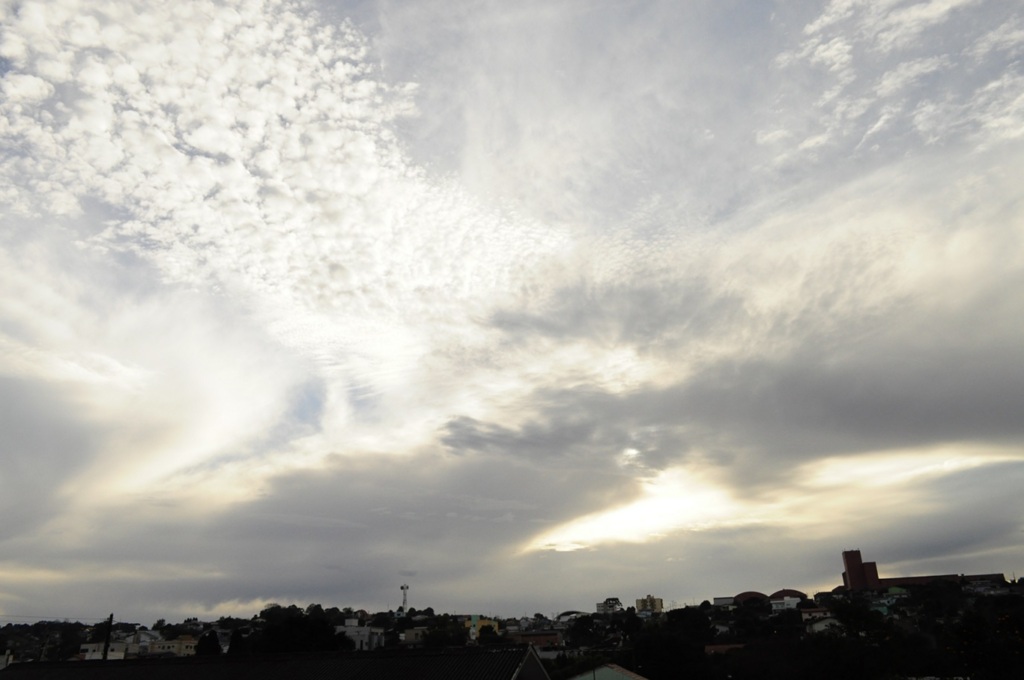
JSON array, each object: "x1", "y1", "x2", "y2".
[{"x1": 2, "y1": 0, "x2": 1023, "y2": 625}]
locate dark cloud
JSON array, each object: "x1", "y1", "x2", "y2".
[
  {"x1": 676, "y1": 343, "x2": 1024, "y2": 475},
  {"x1": 872, "y1": 461, "x2": 1024, "y2": 566},
  {"x1": 441, "y1": 411, "x2": 626, "y2": 466},
  {"x1": 4, "y1": 449, "x2": 642, "y2": 617}
]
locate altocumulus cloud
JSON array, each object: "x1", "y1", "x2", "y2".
[{"x1": 1, "y1": 0, "x2": 1023, "y2": 623}]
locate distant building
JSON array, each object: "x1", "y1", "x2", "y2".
[
  {"x1": 77, "y1": 642, "x2": 128, "y2": 661},
  {"x1": 124, "y1": 629, "x2": 163, "y2": 657},
  {"x1": 769, "y1": 589, "x2": 806, "y2": 612},
  {"x1": 841, "y1": 550, "x2": 1006, "y2": 592},
  {"x1": 770, "y1": 597, "x2": 802, "y2": 612},
  {"x1": 334, "y1": 623, "x2": 385, "y2": 651},
  {"x1": 805, "y1": 616, "x2": 842, "y2": 635},
  {"x1": 464, "y1": 615, "x2": 499, "y2": 641},
  {"x1": 78, "y1": 634, "x2": 197, "y2": 660},
  {"x1": 800, "y1": 607, "x2": 830, "y2": 622},
  {"x1": 635, "y1": 595, "x2": 663, "y2": 614},
  {"x1": 733, "y1": 591, "x2": 769, "y2": 607},
  {"x1": 399, "y1": 627, "x2": 429, "y2": 647},
  {"x1": 842, "y1": 549, "x2": 881, "y2": 590},
  {"x1": 145, "y1": 636, "x2": 197, "y2": 657},
  {"x1": 595, "y1": 598, "x2": 623, "y2": 615}
]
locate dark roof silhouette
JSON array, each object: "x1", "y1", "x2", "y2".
[
  {"x1": 732, "y1": 591, "x2": 768, "y2": 604},
  {"x1": 1, "y1": 646, "x2": 550, "y2": 680},
  {"x1": 769, "y1": 589, "x2": 806, "y2": 600}
]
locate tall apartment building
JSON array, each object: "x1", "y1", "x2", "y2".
[{"x1": 635, "y1": 594, "x2": 664, "y2": 614}]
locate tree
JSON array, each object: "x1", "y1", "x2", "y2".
[
  {"x1": 87, "y1": 618, "x2": 111, "y2": 644},
  {"x1": 215, "y1": 616, "x2": 249, "y2": 630},
  {"x1": 478, "y1": 624, "x2": 502, "y2": 644},
  {"x1": 369, "y1": 611, "x2": 392, "y2": 628},
  {"x1": 196, "y1": 630, "x2": 222, "y2": 656},
  {"x1": 610, "y1": 610, "x2": 644, "y2": 639},
  {"x1": 770, "y1": 609, "x2": 803, "y2": 639},
  {"x1": 830, "y1": 596, "x2": 887, "y2": 640},
  {"x1": 252, "y1": 616, "x2": 349, "y2": 654},
  {"x1": 566, "y1": 615, "x2": 602, "y2": 648},
  {"x1": 732, "y1": 605, "x2": 771, "y2": 642},
  {"x1": 226, "y1": 628, "x2": 250, "y2": 656},
  {"x1": 423, "y1": 614, "x2": 466, "y2": 648},
  {"x1": 665, "y1": 607, "x2": 715, "y2": 644},
  {"x1": 631, "y1": 623, "x2": 709, "y2": 680},
  {"x1": 259, "y1": 604, "x2": 303, "y2": 626},
  {"x1": 158, "y1": 623, "x2": 190, "y2": 641}
]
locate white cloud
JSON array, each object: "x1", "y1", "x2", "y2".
[
  {"x1": 872, "y1": 0, "x2": 981, "y2": 53},
  {"x1": 1, "y1": 0, "x2": 573, "y2": 477},
  {"x1": 772, "y1": 0, "x2": 1020, "y2": 157},
  {"x1": 875, "y1": 55, "x2": 948, "y2": 97},
  {"x1": 0, "y1": 73, "x2": 53, "y2": 102},
  {"x1": 967, "y1": 16, "x2": 1024, "y2": 60}
]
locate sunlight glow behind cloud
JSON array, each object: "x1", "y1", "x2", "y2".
[{"x1": 522, "y1": 467, "x2": 748, "y2": 553}]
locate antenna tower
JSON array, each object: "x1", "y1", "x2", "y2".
[{"x1": 400, "y1": 583, "x2": 409, "y2": 611}]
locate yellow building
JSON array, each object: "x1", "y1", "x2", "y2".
[{"x1": 465, "y1": 616, "x2": 499, "y2": 641}]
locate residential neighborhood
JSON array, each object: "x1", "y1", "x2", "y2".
[{"x1": 2, "y1": 551, "x2": 1022, "y2": 679}]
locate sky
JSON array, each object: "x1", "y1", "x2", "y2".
[{"x1": 1, "y1": 0, "x2": 1023, "y2": 626}]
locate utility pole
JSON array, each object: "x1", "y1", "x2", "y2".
[{"x1": 101, "y1": 613, "x2": 114, "y2": 661}]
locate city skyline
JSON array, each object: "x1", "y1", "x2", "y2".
[{"x1": 2, "y1": 0, "x2": 1023, "y2": 625}]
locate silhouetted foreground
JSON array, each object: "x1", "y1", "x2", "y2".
[
  {"x1": 544, "y1": 589, "x2": 1024, "y2": 680},
  {"x1": 0, "y1": 645, "x2": 549, "y2": 680}
]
